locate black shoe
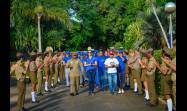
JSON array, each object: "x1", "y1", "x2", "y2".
[
  {"x1": 37, "y1": 93, "x2": 43, "y2": 96},
  {"x1": 110, "y1": 92, "x2": 114, "y2": 95},
  {"x1": 172, "y1": 108, "x2": 176, "y2": 111},
  {"x1": 133, "y1": 91, "x2": 138, "y2": 93},
  {"x1": 22, "y1": 107, "x2": 28, "y2": 111},
  {"x1": 146, "y1": 102, "x2": 156, "y2": 107},
  {"x1": 76, "y1": 92, "x2": 79, "y2": 95},
  {"x1": 45, "y1": 89, "x2": 51, "y2": 92},
  {"x1": 31, "y1": 101, "x2": 38, "y2": 103},
  {"x1": 144, "y1": 98, "x2": 150, "y2": 102},
  {"x1": 70, "y1": 93, "x2": 75, "y2": 96},
  {"x1": 133, "y1": 91, "x2": 139, "y2": 96}
]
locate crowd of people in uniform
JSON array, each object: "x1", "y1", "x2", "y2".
[{"x1": 10, "y1": 40, "x2": 176, "y2": 111}]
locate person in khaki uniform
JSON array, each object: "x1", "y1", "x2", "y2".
[
  {"x1": 10, "y1": 53, "x2": 27, "y2": 111},
  {"x1": 140, "y1": 55, "x2": 150, "y2": 101},
  {"x1": 35, "y1": 52, "x2": 44, "y2": 96},
  {"x1": 48, "y1": 52, "x2": 55, "y2": 89},
  {"x1": 128, "y1": 49, "x2": 143, "y2": 95},
  {"x1": 53, "y1": 51, "x2": 60, "y2": 87},
  {"x1": 44, "y1": 52, "x2": 50, "y2": 92},
  {"x1": 28, "y1": 51, "x2": 38, "y2": 103},
  {"x1": 58, "y1": 52, "x2": 65, "y2": 84},
  {"x1": 142, "y1": 48, "x2": 157, "y2": 106},
  {"x1": 154, "y1": 48, "x2": 173, "y2": 111},
  {"x1": 66, "y1": 52, "x2": 83, "y2": 96},
  {"x1": 161, "y1": 41, "x2": 176, "y2": 108}
]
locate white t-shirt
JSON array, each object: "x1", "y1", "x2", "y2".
[{"x1": 104, "y1": 58, "x2": 119, "y2": 73}]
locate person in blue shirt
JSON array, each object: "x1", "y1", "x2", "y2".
[
  {"x1": 97, "y1": 50, "x2": 108, "y2": 92},
  {"x1": 116, "y1": 50, "x2": 127, "y2": 94},
  {"x1": 84, "y1": 49, "x2": 98, "y2": 96},
  {"x1": 77, "y1": 51, "x2": 81, "y2": 59},
  {"x1": 63, "y1": 51, "x2": 72, "y2": 87},
  {"x1": 104, "y1": 50, "x2": 109, "y2": 87},
  {"x1": 83, "y1": 51, "x2": 88, "y2": 82},
  {"x1": 93, "y1": 50, "x2": 100, "y2": 88}
]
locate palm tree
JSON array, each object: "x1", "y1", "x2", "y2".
[{"x1": 10, "y1": 0, "x2": 72, "y2": 53}]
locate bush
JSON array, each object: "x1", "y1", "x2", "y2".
[{"x1": 153, "y1": 49, "x2": 163, "y2": 96}]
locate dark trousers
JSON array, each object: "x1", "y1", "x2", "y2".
[
  {"x1": 118, "y1": 72, "x2": 125, "y2": 89},
  {"x1": 86, "y1": 70, "x2": 95, "y2": 93},
  {"x1": 98, "y1": 69, "x2": 107, "y2": 91}
]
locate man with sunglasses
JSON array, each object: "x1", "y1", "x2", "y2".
[
  {"x1": 66, "y1": 52, "x2": 83, "y2": 96},
  {"x1": 84, "y1": 47, "x2": 98, "y2": 96}
]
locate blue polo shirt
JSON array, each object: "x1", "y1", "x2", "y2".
[
  {"x1": 85, "y1": 56, "x2": 97, "y2": 71},
  {"x1": 63, "y1": 56, "x2": 72, "y2": 63},
  {"x1": 97, "y1": 55, "x2": 106, "y2": 70},
  {"x1": 116, "y1": 56, "x2": 127, "y2": 73}
]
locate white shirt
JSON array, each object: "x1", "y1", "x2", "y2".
[{"x1": 104, "y1": 57, "x2": 119, "y2": 73}]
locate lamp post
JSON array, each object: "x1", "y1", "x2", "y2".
[
  {"x1": 152, "y1": 4, "x2": 170, "y2": 48},
  {"x1": 152, "y1": 2, "x2": 176, "y2": 48},
  {"x1": 37, "y1": 12, "x2": 43, "y2": 52},
  {"x1": 165, "y1": 2, "x2": 176, "y2": 48}
]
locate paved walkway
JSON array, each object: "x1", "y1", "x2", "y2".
[{"x1": 10, "y1": 77, "x2": 165, "y2": 111}]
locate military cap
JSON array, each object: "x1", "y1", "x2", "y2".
[
  {"x1": 162, "y1": 48, "x2": 170, "y2": 55},
  {"x1": 44, "y1": 51, "x2": 48, "y2": 55},
  {"x1": 139, "y1": 48, "x2": 147, "y2": 54},
  {"x1": 46, "y1": 46, "x2": 53, "y2": 52},
  {"x1": 30, "y1": 51, "x2": 37, "y2": 56},
  {"x1": 146, "y1": 48, "x2": 153, "y2": 54},
  {"x1": 129, "y1": 49, "x2": 135, "y2": 53},
  {"x1": 124, "y1": 49, "x2": 129, "y2": 55},
  {"x1": 88, "y1": 46, "x2": 92, "y2": 51},
  {"x1": 72, "y1": 52, "x2": 77, "y2": 56}
]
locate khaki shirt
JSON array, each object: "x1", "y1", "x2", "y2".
[
  {"x1": 36, "y1": 56, "x2": 43, "y2": 71},
  {"x1": 29, "y1": 61, "x2": 37, "y2": 72},
  {"x1": 53, "y1": 55, "x2": 57, "y2": 63},
  {"x1": 146, "y1": 57, "x2": 156, "y2": 76},
  {"x1": 10, "y1": 60, "x2": 26, "y2": 81},
  {"x1": 128, "y1": 55, "x2": 140, "y2": 70},
  {"x1": 24, "y1": 60, "x2": 30, "y2": 72},
  {"x1": 58, "y1": 55, "x2": 63, "y2": 64},
  {"x1": 44, "y1": 56, "x2": 50, "y2": 67},
  {"x1": 160, "y1": 62, "x2": 172, "y2": 75},
  {"x1": 67, "y1": 59, "x2": 82, "y2": 77},
  {"x1": 141, "y1": 57, "x2": 148, "y2": 74}
]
